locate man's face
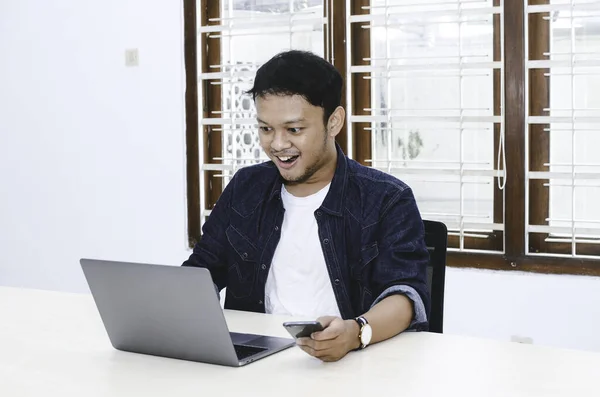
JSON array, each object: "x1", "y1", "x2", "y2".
[{"x1": 256, "y1": 94, "x2": 331, "y2": 185}]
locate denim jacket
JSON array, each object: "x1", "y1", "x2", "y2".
[{"x1": 183, "y1": 144, "x2": 430, "y2": 330}]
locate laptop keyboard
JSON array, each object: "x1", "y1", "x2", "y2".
[{"x1": 234, "y1": 344, "x2": 267, "y2": 361}]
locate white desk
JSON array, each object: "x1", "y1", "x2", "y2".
[{"x1": 1, "y1": 287, "x2": 599, "y2": 397}]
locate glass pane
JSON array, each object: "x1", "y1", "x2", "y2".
[
  {"x1": 369, "y1": 0, "x2": 500, "y2": 249},
  {"x1": 574, "y1": 186, "x2": 600, "y2": 230},
  {"x1": 547, "y1": 9, "x2": 600, "y2": 244},
  {"x1": 529, "y1": 0, "x2": 599, "y2": 5},
  {"x1": 549, "y1": 185, "x2": 574, "y2": 233},
  {"x1": 549, "y1": 125, "x2": 573, "y2": 174},
  {"x1": 219, "y1": 0, "x2": 325, "y2": 169}
]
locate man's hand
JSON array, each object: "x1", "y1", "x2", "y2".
[
  {"x1": 296, "y1": 295, "x2": 415, "y2": 362},
  {"x1": 295, "y1": 316, "x2": 360, "y2": 362}
]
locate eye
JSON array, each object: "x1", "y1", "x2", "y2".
[
  {"x1": 259, "y1": 126, "x2": 272, "y2": 133},
  {"x1": 288, "y1": 127, "x2": 302, "y2": 134}
]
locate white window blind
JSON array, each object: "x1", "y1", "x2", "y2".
[
  {"x1": 525, "y1": 0, "x2": 600, "y2": 258},
  {"x1": 346, "y1": 0, "x2": 505, "y2": 252},
  {"x1": 198, "y1": 0, "x2": 326, "y2": 220}
]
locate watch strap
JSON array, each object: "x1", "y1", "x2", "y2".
[{"x1": 354, "y1": 316, "x2": 369, "y2": 350}]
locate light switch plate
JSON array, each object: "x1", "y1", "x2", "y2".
[{"x1": 125, "y1": 48, "x2": 139, "y2": 67}]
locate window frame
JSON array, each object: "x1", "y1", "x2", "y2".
[
  {"x1": 526, "y1": 0, "x2": 600, "y2": 258},
  {"x1": 183, "y1": 0, "x2": 600, "y2": 276}
]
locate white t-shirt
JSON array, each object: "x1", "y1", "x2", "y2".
[{"x1": 264, "y1": 183, "x2": 342, "y2": 319}]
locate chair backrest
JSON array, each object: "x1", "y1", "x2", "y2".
[{"x1": 423, "y1": 220, "x2": 448, "y2": 334}]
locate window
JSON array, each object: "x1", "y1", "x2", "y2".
[
  {"x1": 526, "y1": 0, "x2": 600, "y2": 258},
  {"x1": 184, "y1": 0, "x2": 600, "y2": 275},
  {"x1": 348, "y1": 0, "x2": 504, "y2": 252},
  {"x1": 196, "y1": 0, "x2": 326, "y2": 222}
]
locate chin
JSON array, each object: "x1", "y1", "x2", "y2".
[
  {"x1": 276, "y1": 166, "x2": 308, "y2": 183},
  {"x1": 279, "y1": 172, "x2": 304, "y2": 185}
]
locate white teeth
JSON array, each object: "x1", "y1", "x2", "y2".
[{"x1": 278, "y1": 156, "x2": 292, "y2": 161}]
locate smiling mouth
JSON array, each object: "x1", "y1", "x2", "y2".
[
  {"x1": 276, "y1": 155, "x2": 299, "y2": 164},
  {"x1": 273, "y1": 154, "x2": 300, "y2": 169}
]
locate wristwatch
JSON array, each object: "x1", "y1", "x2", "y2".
[{"x1": 354, "y1": 316, "x2": 372, "y2": 350}]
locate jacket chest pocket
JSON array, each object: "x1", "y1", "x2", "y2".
[
  {"x1": 351, "y1": 242, "x2": 379, "y2": 278},
  {"x1": 226, "y1": 225, "x2": 258, "y2": 299}
]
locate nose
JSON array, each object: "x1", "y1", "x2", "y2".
[{"x1": 270, "y1": 130, "x2": 291, "y2": 152}]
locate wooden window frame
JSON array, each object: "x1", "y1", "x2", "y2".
[
  {"x1": 183, "y1": 0, "x2": 600, "y2": 276},
  {"x1": 527, "y1": 0, "x2": 600, "y2": 258}
]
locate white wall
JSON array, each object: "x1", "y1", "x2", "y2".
[
  {"x1": 0, "y1": 0, "x2": 189, "y2": 292},
  {"x1": 1, "y1": 1, "x2": 599, "y2": 354},
  {"x1": 444, "y1": 268, "x2": 600, "y2": 352}
]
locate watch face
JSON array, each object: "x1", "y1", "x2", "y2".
[{"x1": 361, "y1": 324, "x2": 373, "y2": 345}]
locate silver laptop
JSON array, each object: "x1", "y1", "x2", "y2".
[{"x1": 80, "y1": 259, "x2": 295, "y2": 367}]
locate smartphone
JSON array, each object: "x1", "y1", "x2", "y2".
[{"x1": 282, "y1": 321, "x2": 324, "y2": 339}]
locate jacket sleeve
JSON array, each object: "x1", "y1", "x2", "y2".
[
  {"x1": 369, "y1": 187, "x2": 430, "y2": 331},
  {"x1": 181, "y1": 177, "x2": 234, "y2": 293}
]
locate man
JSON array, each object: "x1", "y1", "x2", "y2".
[{"x1": 183, "y1": 50, "x2": 430, "y2": 362}]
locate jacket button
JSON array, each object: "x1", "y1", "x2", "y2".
[
  {"x1": 323, "y1": 238, "x2": 329, "y2": 244},
  {"x1": 258, "y1": 300, "x2": 263, "y2": 305},
  {"x1": 316, "y1": 211, "x2": 322, "y2": 217},
  {"x1": 261, "y1": 264, "x2": 267, "y2": 270},
  {"x1": 334, "y1": 279, "x2": 340, "y2": 285},
  {"x1": 242, "y1": 252, "x2": 248, "y2": 259},
  {"x1": 274, "y1": 226, "x2": 279, "y2": 231}
]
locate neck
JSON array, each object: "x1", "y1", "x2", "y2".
[{"x1": 284, "y1": 146, "x2": 337, "y2": 197}]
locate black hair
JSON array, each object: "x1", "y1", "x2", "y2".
[{"x1": 246, "y1": 50, "x2": 343, "y2": 125}]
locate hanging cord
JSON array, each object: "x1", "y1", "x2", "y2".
[{"x1": 497, "y1": 122, "x2": 507, "y2": 190}]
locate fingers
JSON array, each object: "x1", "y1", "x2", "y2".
[
  {"x1": 295, "y1": 317, "x2": 350, "y2": 363},
  {"x1": 297, "y1": 344, "x2": 344, "y2": 362},
  {"x1": 298, "y1": 344, "x2": 333, "y2": 356},
  {"x1": 316, "y1": 316, "x2": 337, "y2": 328},
  {"x1": 297, "y1": 344, "x2": 341, "y2": 362},
  {"x1": 296, "y1": 337, "x2": 330, "y2": 351},
  {"x1": 320, "y1": 355, "x2": 342, "y2": 363},
  {"x1": 311, "y1": 317, "x2": 345, "y2": 341}
]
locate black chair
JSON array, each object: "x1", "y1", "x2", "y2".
[{"x1": 423, "y1": 220, "x2": 448, "y2": 334}]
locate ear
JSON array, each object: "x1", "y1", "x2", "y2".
[{"x1": 326, "y1": 106, "x2": 345, "y2": 138}]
